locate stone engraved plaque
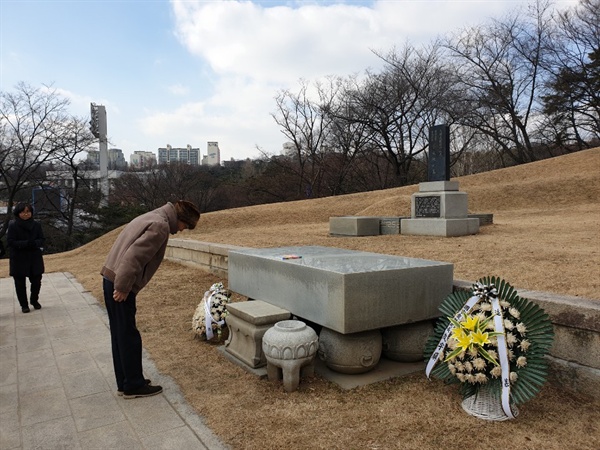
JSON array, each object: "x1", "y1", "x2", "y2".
[
  {"x1": 379, "y1": 217, "x2": 401, "y2": 235},
  {"x1": 415, "y1": 196, "x2": 441, "y2": 218},
  {"x1": 428, "y1": 124, "x2": 450, "y2": 181}
]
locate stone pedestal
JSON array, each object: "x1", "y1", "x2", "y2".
[
  {"x1": 318, "y1": 328, "x2": 382, "y2": 374},
  {"x1": 224, "y1": 300, "x2": 290, "y2": 369},
  {"x1": 381, "y1": 321, "x2": 434, "y2": 362},
  {"x1": 401, "y1": 181, "x2": 479, "y2": 237}
]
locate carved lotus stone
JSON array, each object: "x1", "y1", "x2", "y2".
[{"x1": 262, "y1": 320, "x2": 318, "y2": 392}]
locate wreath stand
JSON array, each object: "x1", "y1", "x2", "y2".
[{"x1": 461, "y1": 386, "x2": 519, "y2": 421}]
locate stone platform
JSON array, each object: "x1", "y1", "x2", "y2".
[
  {"x1": 401, "y1": 181, "x2": 479, "y2": 237},
  {"x1": 228, "y1": 246, "x2": 453, "y2": 334}
]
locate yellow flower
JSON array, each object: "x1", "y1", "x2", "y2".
[
  {"x1": 452, "y1": 328, "x2": 473, "y2": 352},
  {"x1": 462, "y1": 315, "x2": 480, "y2": 331},
  {"x1": 471, "y1": 329, "x2": 491, "y2": 347}
]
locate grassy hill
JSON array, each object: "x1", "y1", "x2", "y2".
[{"x1": 2, "y1": 146, "x2": 597, "y2": 299}]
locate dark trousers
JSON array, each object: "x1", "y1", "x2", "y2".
[
  {"x1": 103, "y1": 278, "x2": 145, "y2": 392},
  {"x1": 13, "y1": 275, "x2": 42, "y2": 308}
]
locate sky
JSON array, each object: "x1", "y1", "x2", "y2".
[{"x1": 0, "y1": 0, "x2": 577, "y2": 163}]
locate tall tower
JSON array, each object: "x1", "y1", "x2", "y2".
[{"x1": 90, "y1": 103, "x2": 108, "y2": 206}]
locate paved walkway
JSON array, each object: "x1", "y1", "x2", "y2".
[{"x1": 0, "y1": 272, "x2": 229, "y2": 450}]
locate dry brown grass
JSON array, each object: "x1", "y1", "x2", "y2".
[{"x1": 1, "y1": 148, "x2": 599, "y2": 449}]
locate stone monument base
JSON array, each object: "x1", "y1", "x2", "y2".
[
  {"x1": 401, "y1": 217, "x2": 479, "y2": 237},
  {"x1": 329, "y1": 216, "x2": 380, "y2": 236}
]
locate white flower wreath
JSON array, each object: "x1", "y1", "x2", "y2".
[{"x1": 192, "y1": 282, "x2": 232, "y2": 341}]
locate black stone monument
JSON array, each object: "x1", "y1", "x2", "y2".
[
  {"x1": 403, "y1": 124, "x2": 479, "y2": 236},
  {"x1": 428, "y1": 124, "x2": 450, "y2": 182}
]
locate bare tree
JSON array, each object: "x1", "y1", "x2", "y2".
[
  {"x1": 0, "y1": 82, "x2": 71, "y2": 238},
  {"x1": 542, "y1": 0, "x2": 600, "y2": 148},
  {"x1": 110, "y1": 166, "x2": 166, "y2": 210},
  {"x1": 271, "y1": 79, "x2": 334, "y2": 198},
  {"x1": 444, "y1": 0, "x2": 556, "y2": 165},
  {"x1": 111, "y1": 163, "x2": 220, "y2": 213},
  {"x1": 47, "y1": 117, "x2": 98, "y2": 248},
  {"x1": 353, "y1": 43, "x2": 455, "y2": 184}
]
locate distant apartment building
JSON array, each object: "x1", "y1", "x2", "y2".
[
  {"x1": 282, "y1": 141, "x2": 295, "y2": 156},
  {"x1": 202, "y1": 142, "x2": 221, "y2": 166},
  {"x1": 157, "y1": 144, "x2": 200, "y2": 165},
  {"x1": 45, "y1": 169, "x2": 125, "y2": 194},
  {"x1": 156, "y1": 142, "x2": 221, "y2": 166},
  {"x1": 86, "y1": 148, "x2": 127, "y2": 170},
  {"x1": 130, "y1": 151, "x2": 157, "y2": 169}
]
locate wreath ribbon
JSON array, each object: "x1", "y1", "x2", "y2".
[
  {"x1": 203, "y1": 291, "x2": 226, "y2": 340},
  {"x1": 425, "y1": 291, "x2": 516, "y2": 419},
  {"x1": 490, "y1": 295, "x2": 516, "y2": 419},
  {"x1": 425, "y1": 294, "x2": 480, "y2": 378}
]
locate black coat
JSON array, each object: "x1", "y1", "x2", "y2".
[{"x1": 7, "y1": 218, "x2": 45, "y2": 277}]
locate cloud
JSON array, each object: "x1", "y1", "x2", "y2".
[
  {"x1": 170, "y1": 0, "x2": 538, "y2": 85},
  {"x1": 171, "y1": 1, "x2": 386, "y2": 85},
  {"x1": 137, "y1": 0, "x2": 555, "y2": 161},
  {"x1": 139, "y1": 75, "x2": 278, "y2": 156},
  {"x1": 168, "y1": 83, "x2": 191, "y2": 96}
]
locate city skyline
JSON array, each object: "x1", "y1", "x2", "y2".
[{"x1": 86, "y1": 141, "x2": 222, "y2": 168}]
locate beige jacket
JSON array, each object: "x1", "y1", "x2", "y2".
[{"x1": 101, "y1": 203, "x2": 178, "y2": 294}]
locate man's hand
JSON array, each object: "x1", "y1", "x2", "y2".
[{"x1": 113, "y1": 290, "x2": 128, "y2": 302}]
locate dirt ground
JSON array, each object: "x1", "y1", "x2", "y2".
[{"x1": 1, "y1": 148, "x2": 599, "y2": 449}]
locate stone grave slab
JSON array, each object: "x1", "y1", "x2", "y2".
[{"x1": 228, "y1": 246, "x2": 453, "y2": 334}]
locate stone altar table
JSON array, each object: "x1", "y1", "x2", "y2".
[
  {"x1": 228, "y1": 246, "x2": 453, "y2": 335},
  {"x1": 224, "y1": 300, "x2": 291, "y2": 368}
]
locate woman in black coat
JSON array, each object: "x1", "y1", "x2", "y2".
[{"x1": 7, "y1": 202, "x2": 45, "y2": 313}]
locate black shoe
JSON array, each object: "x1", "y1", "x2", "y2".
[
  {"x1": 21, "y1": 306, "x2": 30, "y2": 313},
  {"x1": 117, "y1": 378, "x2": 152, "y2": 396},
  {"x1": 123, "y1": 384, "x2": 163, "y2": 399},
  {"x1": 31, "y1": 302, "x2": 42, "y2": 310}
]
